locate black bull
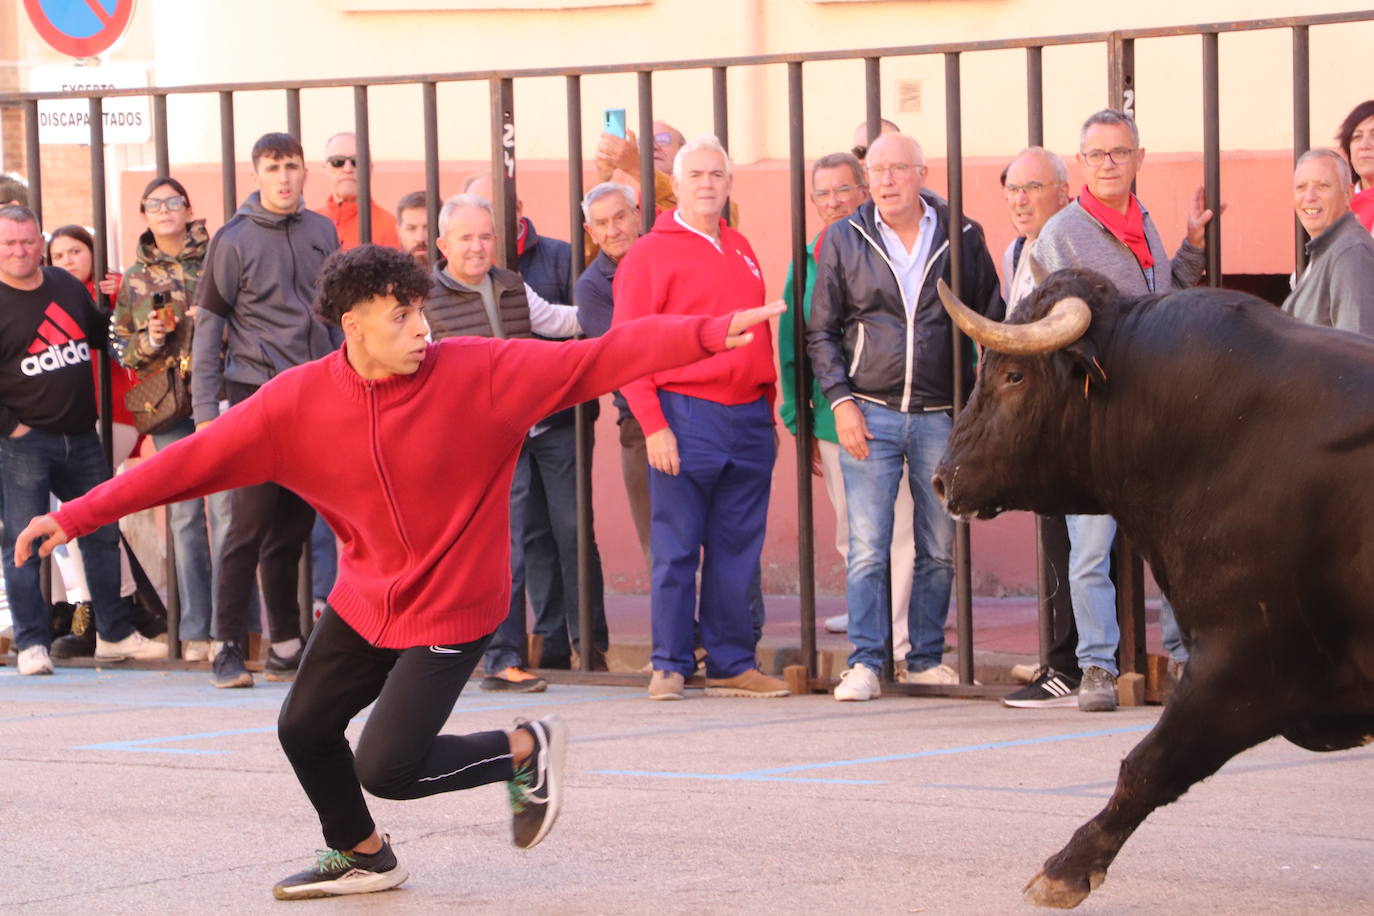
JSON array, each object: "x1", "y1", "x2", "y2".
[{"x1": 930, "y1": 268, "x2": 1374, "y2": 909}]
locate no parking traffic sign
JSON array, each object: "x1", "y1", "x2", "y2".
[{"x1": 23, "y1": 0, "x2": 136, "y2": 59}]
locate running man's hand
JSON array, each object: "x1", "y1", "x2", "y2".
[
  {"x1": 834, "y1": 400, "x2": 873, "y2": 461},
  {"x1": 16, "y1": 514, "x2": 68, "y2": 565},
  {"x1": 725, "y1": 300, "x2": 786, "y2": 349},
  {"x1": 646, "y1": 427, "x2": 680, "y2": 476}
]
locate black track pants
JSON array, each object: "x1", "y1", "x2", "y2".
[{"x1": 277, "y1": 607, "x2": 515, "y2": 849}]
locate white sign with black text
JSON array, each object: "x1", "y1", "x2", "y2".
[{"x1": 29, "y1": 63, "x2": 151, "y2": 146}]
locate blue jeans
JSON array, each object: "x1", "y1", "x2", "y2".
[
  {"x1": 484, "y1": 444, "x2": 536, "y2": 674},
  {"x1": 152, "y1": 419, "x2": 215, "y2": 641},
  {"x1": 839, "y1": 402, "x2": 954, "y2": 673},
  {"x1": 0, "y1": 429, "x2": 135, "y2": 650},
  {"x1": 649, "y1": 392, "x2": 774, "y2": 679},
  {"x1": 311, "y1": 515, "x2": 338, "y2": 600},
  {"x1": 1067, "y1": 514, "x2": 1119, "y2": 675},
  {"x1": 1068, "y1": 514, "x2": 1190, "y2": 673}
]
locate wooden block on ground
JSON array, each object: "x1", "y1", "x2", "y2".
[
  {"x1": 1117, "y1": 671, "x2": 1146, "y2": 707},
  {"x1": 783, "y1": 664, "x2": 810, "y2": 696}
]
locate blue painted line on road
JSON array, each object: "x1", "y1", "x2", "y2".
[
  {"x1": 736, "y1": 725, "x2": 1153, "y2": 777},
  {"x1": 591, "y1": 724, "x2": 1153, "y2": 785},
  {"x1": 71, "y1": 691, "x2": 630, "y2": 755},
  {"x1": 592, "y1": 769, "x2": 885, "y2": 786}
]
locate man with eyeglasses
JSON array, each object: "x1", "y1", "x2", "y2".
[
  {"x1": 991, "y1": 146, "x2": 1088, "y2": 709},
  {"x1": 1029, "y1": 108, "x2": 1214, "y2": 713},
  {"x1": 192, "y1": 131, "x2": 342, "y2": 689},
  {"x1": 781, "y1": 151, "x2": 917, "y2": 655},
  {"x1": 807, "y1": 133, "x2": 1004, "y2": 700},
  {"x1": 317, "y1": 132, "x2": 399, "y2": 250}
]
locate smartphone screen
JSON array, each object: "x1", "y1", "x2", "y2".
[{"x1": 603, "y1": 108, "x2": 626, "y2": 139}]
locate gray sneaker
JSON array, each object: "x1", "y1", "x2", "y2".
[
  {"x1": 1078, "y1": 666, "x2": 1118, "y2": 712},
  {"x1": 272, "y1": 834, "x2": 407, "y2": 900}
]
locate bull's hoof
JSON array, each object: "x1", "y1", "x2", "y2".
[{"x1": 1022, "y1": 869, "x2": 1103, "y2": 909}]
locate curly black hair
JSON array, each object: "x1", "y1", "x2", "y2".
[{"x1": 314, "y1": 243, "x2": 432, "y2": 327}]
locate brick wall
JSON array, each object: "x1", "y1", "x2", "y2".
[{"x1": 0, "y1": 112, "x2": 98, "y2": 232}]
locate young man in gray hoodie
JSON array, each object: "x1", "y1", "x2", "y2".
[{"x1": 192, "y1": 132, "x2": 341, "y2": 688}]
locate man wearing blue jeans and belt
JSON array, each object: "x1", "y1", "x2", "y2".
[
  {"x1": 807, "y1": 133, "x2": 1004, "y2": 701},
  {"x1": 1031, "y1": 109, "x2": 1212, "y2": 710}
]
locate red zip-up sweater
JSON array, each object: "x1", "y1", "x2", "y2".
[
  {"x1": 52, "y1": 312, "x2": 732, "y2": 647},
  {"x1": 611, "y1": 209, "x2": 776, "y2": 435}
]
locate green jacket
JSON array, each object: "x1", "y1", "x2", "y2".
[
  {"x1": 779, "y1": 232, "x2": 837, "y2": 443},
  {"x1": 112, "y1": 220, "x2": 209, "y2": 377}
]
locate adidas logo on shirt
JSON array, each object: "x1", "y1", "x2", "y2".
[{"x1": 22, "y1": 302, "x2": 90, "y2": 377}]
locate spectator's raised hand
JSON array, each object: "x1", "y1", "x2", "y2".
[
  {"x1": 97, "y1": 272, "x2": 120, "y2": 297},
  {"x1": 1186, "y1": 185, "x2": 1225, "y2": 248},
  {"x1": 15, "y1": 514, "x2": 68, "y2": 565},
  {"x1": 646, "y1": 427, "x2": 680, "y2": 476},
  {"x1": 724, "y1": 300, "x2": 785, "y2": 349},
  {"x1": 595, "y1": 129, "x2": 641, "y2": 182}
]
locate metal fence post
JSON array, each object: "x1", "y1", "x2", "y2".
[
  {"x1": 1202, "y1": 32, "x2": 1222, "y2": 287},
  {"x1": 219, "y1": 91, "x2": 237, "y2": 223},
  {"x1": 567, "y1": 73, "x2": 595, "y2": 673},
  {"x1": 490, "y1": 77, "x2": 517, "y2": 271},
  {"x1": 354, "y1": 85, "x2": 372, "y2": 245},
  {"x1": 1292, "y1": 26, "x2": 1310, "y2": 276},
  {"x1": 89, "y1": 96, "x2": 114, "y2": 472},
  {"x1": 422, "y1": 81, "x2": 440, "y2": 266},
  {"x1": 637, "y1": 71, "x2": 654, "y2": 235},
  {"x1": 24, "y1": 100, "x2": 42, "y2": 228}
]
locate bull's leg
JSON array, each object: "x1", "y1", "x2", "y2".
[{"x1": 1024, "y1": 653, "x2": 1283, "y2": 908}]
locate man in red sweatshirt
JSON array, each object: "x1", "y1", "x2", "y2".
[
  {"x1": 15, "y1": 243, "x2": 780, "y2": 901},
  {"x1": 612, "y1": 135, "x2": 788, "y2": 701}
]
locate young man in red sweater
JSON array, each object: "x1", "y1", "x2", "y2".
[{"x1": 16, "y1": 244, "x2": 781, "y2": 901}]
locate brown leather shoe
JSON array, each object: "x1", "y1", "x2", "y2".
[
  {"x1": 704, "y1": 668, "x2": 790, "y2": 698},
  {"x1": 648, "y1": 669, "x2": 685, "y2": 700}
]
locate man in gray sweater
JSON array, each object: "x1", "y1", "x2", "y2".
[
  {"x1": 1029, "y1": 109, "x2": 1216, "y2": 712},
  {"x1": 1284, "y1": 148, "x2": 1374, "y2": 333},
  {"x1": 192, "y1": 132, "x2": 341, "y2": 688}
]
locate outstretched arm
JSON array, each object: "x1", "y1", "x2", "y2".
[{"x1": 489, "y1": 303, "x2": 783, "y2": 433}]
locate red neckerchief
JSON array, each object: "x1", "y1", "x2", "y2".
[
  {"x1": 516, "y1": 217, "x2": 529, "y2": 257},
  {"x1": 1353, "y1": 187, "x2": 1374, "y2": 232},
  {"x1": 1078, "y1": 186, "x2": 1154, "y2": 270}
]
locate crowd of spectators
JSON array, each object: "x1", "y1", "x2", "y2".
[{"x1": 2, "y1": 97, "x2": 1372, "y2": 706}]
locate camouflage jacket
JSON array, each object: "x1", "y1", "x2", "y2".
[{"x1": 112, "y1": 219, "x2": 209, "y2": 378}]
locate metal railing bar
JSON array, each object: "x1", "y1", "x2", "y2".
[{"x1": 354, "y1": 85, "x2": 372, "y2": 244}]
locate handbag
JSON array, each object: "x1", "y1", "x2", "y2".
[{"x1": 124, "y1": 304, "x2": 194, "y2": 435}]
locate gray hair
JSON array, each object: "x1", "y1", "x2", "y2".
[
  {"x1": 1010, "y1": 146, "x2": 1070, "y2": 184},
  {"x1": 324, "y1": 131, "x2": 354, "y2": 153},
  {"x1": 0, "y1": 204, "x2": 37, "y2": 226},
  {"x1": 812, "y1": 151, "x2": 865, "y2": 187},
  {"x1": 437, "y1": 193, "x2": 493, "y2": 237},
  {"x1": 1296, "y1": 148, "x2": 1354, "y2": 188},
  {"x1": 1079, "y1": 109, "x2": 1140, "y2": 151},
  {"x1": 672, "y1": 134, "x2": 733, "y2": 182},
  {"x1": 581, "y1": 182, "x2": 638, "y2": 222}
]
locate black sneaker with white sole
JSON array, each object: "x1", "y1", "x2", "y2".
[
  {"x1": 1001, "y1": 667, "x2": 1081, "y2": 708},
  {"x1": 506, "y1": 714, "x2": 567, "y2": 849},
  {"x1": 272, "y1": 834, "x2": 407, "y2": 901}
]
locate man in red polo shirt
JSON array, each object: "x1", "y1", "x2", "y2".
[{"x1": 16, "y1": 243, "x2": 780, "y2": 901}]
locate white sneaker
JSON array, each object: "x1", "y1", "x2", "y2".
[
  {"x1": 823, "y1": 614, "x2": 848, "y2": 634},
  {"x1": 898, "y1": 663, "x2": 959, "y2": 685},
  {"x1": 95, "y1": 630, "x2": 169, "y2": 661},
  {"x1": 17, "y1": 645, "x2": 54, "y2": 676},
  {"x1": 834, "y1": 662, "x2": 881, "y2": 701}
]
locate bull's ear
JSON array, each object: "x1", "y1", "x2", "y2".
[{"x1": 1064, "y1": 336, "x2": 1109, "y2": 390}]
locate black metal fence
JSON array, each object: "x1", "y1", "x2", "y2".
[{"x1": 3, "y1": 10, "x2": 1369, "y2": 691}]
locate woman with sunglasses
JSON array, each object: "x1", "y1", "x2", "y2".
[{"x1": 111, "y1": 177, "x2": 219, "y2": 661}]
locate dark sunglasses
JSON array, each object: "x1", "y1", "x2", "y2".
[
  {"x1": 142, "y1": 195, "x2": 188, "y2": 213},
  {"x1": 326, "y1": 155, "x2": 358, "y2": 169}
]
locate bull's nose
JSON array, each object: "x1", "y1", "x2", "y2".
[{"x1": 931, "y1": 472, "x2": 947, "y2": 503}]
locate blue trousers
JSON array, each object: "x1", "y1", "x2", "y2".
[
  {"x1": 0, "y1": 429, "x2": 135, "y2": 650},
  {"x1": 648, "y1": 392, "x2": 775, "y2": 679}
]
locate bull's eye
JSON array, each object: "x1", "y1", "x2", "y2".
[{"x1": 1004, "y1": 370, "x2": 1025, "y2": 385}]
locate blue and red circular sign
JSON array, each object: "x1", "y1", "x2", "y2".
[{"x1": 24, "y1": 0, "x2": 136, "y2": 58}]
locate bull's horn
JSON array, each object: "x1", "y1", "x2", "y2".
[{"x1": 936, "y1": 279, "x2": 1091, "y2": 355}]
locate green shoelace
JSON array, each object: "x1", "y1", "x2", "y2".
[
  {"x1": 314, "y1": 847, "x2": 356, "y2": 874},
  {"x1": 506, "y1": 763, "x2": 535, "y2": 813}
]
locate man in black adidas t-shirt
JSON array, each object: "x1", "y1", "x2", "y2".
[{"x1": 0, "y1": 205, "x2": 166, "y2": 674}]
